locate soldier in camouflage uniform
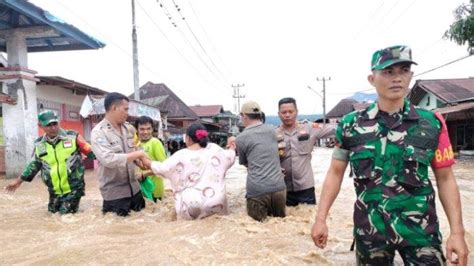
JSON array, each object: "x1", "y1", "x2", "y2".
[
  {"x1": 5, "y1": 110, "x2": 95, "y2": 214},
  {"x1": 311, "y1": 45, "x2": 468, "y2": 265}
]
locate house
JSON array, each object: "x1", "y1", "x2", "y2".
[
  {"x1": 326, "y1": 98, "x2": 371, "y2": 123},
  {"x1": 138, "y1": 82, "x2": 199, "y2": 137},
  {"x1": 408, "y1": 78, "x2": 474, "y2": 152},
  {"x1": 190, "y1": 104, "x2": 239, "y2": 145},
  {"x1": 0, "y1": 75, "x2": 107, "y2": 173},
  {"x1": 190, "y1": 105, "x2": 224, "y2": 123}
]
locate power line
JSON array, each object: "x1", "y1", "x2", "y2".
[
  {"x1": 52, "y1": 1, "x2": 204, "y2": 103},
  {"x1": 136, "y1": 0, "x2": 227, "y2": 94},
  {"x1": 371, "y1": 0, "x2": 400, "y2": 33},
  {"x1": 156, "y1": 0, "x2": 227, "y2": 87},
  {"x1": 184, "y1": 0, "x2": 232, "y2": 78},
  {"x1": 327, "y1": 87, "x2": 375, "y2": 96},
  {"x1": 414, "y1": 54, "x2": 473, "y2": 77},
  {"x1": 353, "y1": 0, "x2": 386, "y2": 40},
  {"x1": 172, "y1": 0, "x2": 229, "y2": 82},
  {"x1": 375, "y1": 0, "x2": 416, "y2": 36}
]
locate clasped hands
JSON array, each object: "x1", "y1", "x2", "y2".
[{"x1": 133, "y1": 150, "x2": 152, "y2": 171}]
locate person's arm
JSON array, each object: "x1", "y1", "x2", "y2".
[
  {"x1": 434, "y1": 167, "x2": 469, "y2": 266},
  {"x1": 311, "y1": 158, "x2": 348, "y2": 248},
  {"x1": 235, "y1": 138, "x2": 247, "y2": 167},
  {"x1": 312, "y1": 123, "x2": 336, "y2": 140},
  {"x1": 76, "y1": 134, "x2": 95, "y2": 159},
  {"x1": 213, "y1": 142, "x2": 236, "y2": 169},
  {"x1": 141, "y1": 152, "x2": 180, "y2": 181},
  {"x1": 4, "y1": 159, "x2": 42, "y2": 193},
  {"x1": 429, "y1": 112, "x2": 468, "y2": 265},
  {"x1": 91, "y1": 129, "x2": 146, "y2": 168}
]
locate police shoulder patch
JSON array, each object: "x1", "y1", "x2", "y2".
[{"x1": 95, "y1": 137, "x2": 107, "y2": 145}]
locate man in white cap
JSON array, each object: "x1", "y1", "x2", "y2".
[{"x1": 234, "y1": 100, "x2": 287, "y2": 221}]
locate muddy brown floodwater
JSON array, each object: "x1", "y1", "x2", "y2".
[{"x1": 0, "y1": 148, "x2": 473, "y2": 264}]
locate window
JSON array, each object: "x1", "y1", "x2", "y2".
[{"x1": 426, "y1": 96, "x2": 430, "y2": 106}]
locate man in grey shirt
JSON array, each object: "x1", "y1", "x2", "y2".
[
  {"x1": 91, "y1": 92, "x2": 148, "y2": 216},
  {"x1": 234, "y1": 100, "x2": 286, "y2": 221}
]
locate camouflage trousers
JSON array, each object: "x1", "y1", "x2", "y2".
[
  {"x1": 356, "y1": 240, "x2": 445, "y2": 266},
  {"x1": 48, "y1": 189, "x2": 84, "y2": 214}
]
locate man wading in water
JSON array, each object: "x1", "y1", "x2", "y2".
[{"x1": 311, "y1": 45, "x2": 469, "y2": 265}]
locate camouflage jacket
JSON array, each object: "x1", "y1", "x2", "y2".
[
  {"x1": 334, "y1": 99, "x2": 444, "y2": 248},
  {"x1": 21, "y1": 129, "x2": 95, "y2": 196}
]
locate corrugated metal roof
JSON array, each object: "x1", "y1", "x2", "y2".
[
  {"x1": 0, "y1": 0, "x2": 105, "y2": 52},
  {"x1": 37, "y1": 76, "x2": 107, "y2": 95},
  {"x1": 434, "y1": 101, "x2": 474, "y2": 114},
  {"x1": 409, "y1": 78, "x2": 474, "y2": 105}
]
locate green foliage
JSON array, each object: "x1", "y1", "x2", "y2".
[{"x1": 444, "y1": 1, "x2": 474, "y2": 51}]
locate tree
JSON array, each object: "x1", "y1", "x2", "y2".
[{"x1": 444, "y1": 0, "x2": 474, "y2": 53}]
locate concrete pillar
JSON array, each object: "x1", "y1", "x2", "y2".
[
  {"x1": 1, "y1": 32, "x2": 38, "y2": 178},
  {"x1": 1, "y1": 69, "x2": 38, "y2": 178},
  {"x1": 6, "y1": 33, "x2": 28, "y2": 68}
]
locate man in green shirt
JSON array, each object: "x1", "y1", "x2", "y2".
[{"x1": 135, "y1": 116, "x2": 167, "y2": 201}]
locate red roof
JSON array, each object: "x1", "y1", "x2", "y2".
[{"x1": 189, "y1": 105, "x2": 224, "y2": 117}]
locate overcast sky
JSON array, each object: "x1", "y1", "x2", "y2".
[{"x1": 28, "y1": 0, "x2": 473, "y2": 115}]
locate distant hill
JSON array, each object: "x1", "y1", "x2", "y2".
[
  {"x1": 351, "y1": 92, "x2": 377, "y2": 102},
  {"x1": 265, "y1": 114, "x2": 322, "y2": 125}
]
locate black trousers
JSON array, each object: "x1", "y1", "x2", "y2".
[
  {"x1": 102, "y1": 191, "x2": 145, "y2": 216},
  {"x1": 286, "y1": 187, "x2": 316, "y2": 206}
]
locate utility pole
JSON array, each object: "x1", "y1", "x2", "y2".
[
  {"x1": 316, "y1": 76, "x2": 331, "y2": 127},
  {"x1": 232, "y1": 83, "x2": 245, "y2": 113},
  {"x1": 132, "y1": 0, "x2": 140, "y2": 100}
]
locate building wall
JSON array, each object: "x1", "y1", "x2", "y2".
[
  {"x1": 418, "y1": 92, "x2": 438, "y2": 110},
  {"x1": 37, "y1": 85, "x2": 85, "y2": 107},
  {"x1": 0, "y1": 85, "x2": 94, "y2": 174},
  {"x1": 36, "y1": 85, "x2": 86, "y2": 137}
]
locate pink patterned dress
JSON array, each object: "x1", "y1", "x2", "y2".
[{"x1": 151, "y1": 143, "x2": 236, "y2": 220}]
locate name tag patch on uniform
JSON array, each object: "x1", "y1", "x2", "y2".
[{"x1": 63, "y1": 140, "x2": 72, "y2": 148}]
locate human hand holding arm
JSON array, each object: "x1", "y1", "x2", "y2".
[
  {"x1": 127, "y1": 150, "x2": 147, "y2": 163},
  {"x1": 434, "y1": 166, "x2": 469, "y2": 266},
  {"x1": 140, "y1": 156, "x2": 153, "y2": 171},
  {"x1": 311, "y1": 158, "x2": 347, "y2": 249}
]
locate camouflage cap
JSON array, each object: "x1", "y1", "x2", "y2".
[
  {"x1": 38, "y1": 110, "x2": 59, "y2": 126},
  {"x1": 241, "y1": 100, "x2": 262, "y2": 114},
  {"x1": 371, "y1": 45, "x2": 417, "y2": 70}
]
